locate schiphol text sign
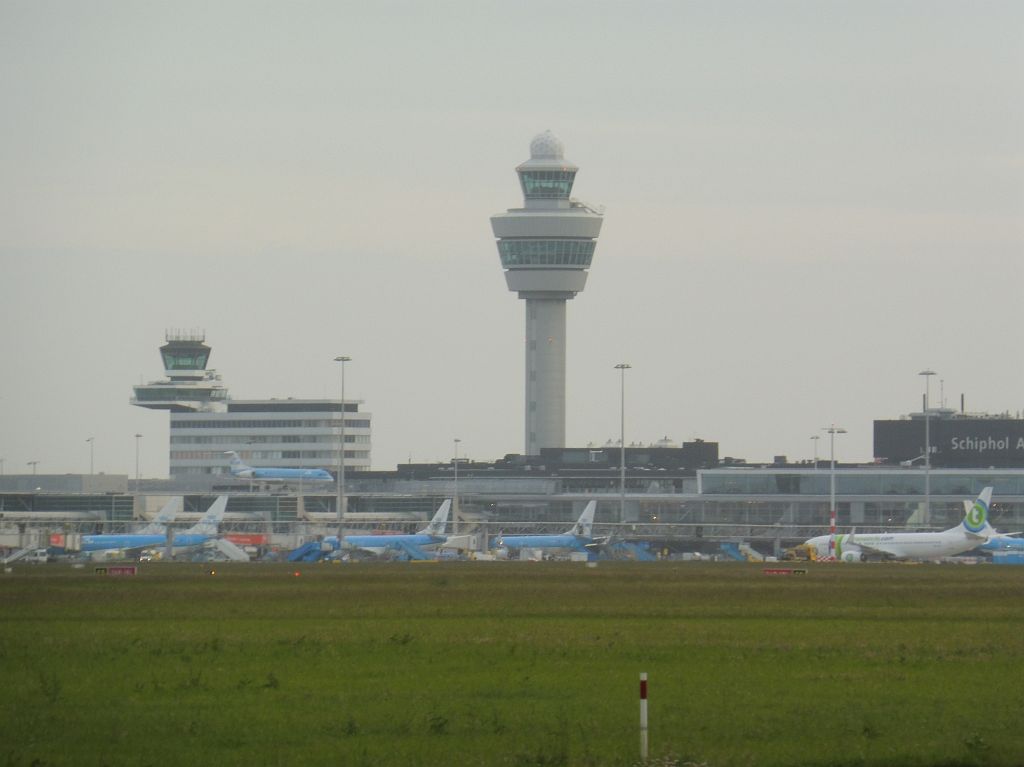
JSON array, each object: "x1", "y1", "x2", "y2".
[
  {"x1": 951, "y1": 435, "x2": 1024, "y2": 455},
  {"x1": 875, "y1": 419, "x2": 1024, "y2": 468}
]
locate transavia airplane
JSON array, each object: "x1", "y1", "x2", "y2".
[
  {"x1": 225, "y1": 451, "x2": 333, "y2": 483},
  {"x1": 80, "y1": 495, "x2": 229, "y2": 556},
  {"x1": 494, "y1": 501, "x2": 599, "y2": 557},
  {"x1": 324, "y1": 499, "x2": 451, "y2": 561},
  {"x1": 803, "y1": 487, "x2": 997, "y2": 562}
]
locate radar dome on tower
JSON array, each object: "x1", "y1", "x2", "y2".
[{"x1": 529, "y1": 130, "x2": 564, "y2": 160}]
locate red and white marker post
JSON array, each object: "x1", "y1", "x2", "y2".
[{"x1": 639, "y1": 672, "x2": 649, "y2": 760}]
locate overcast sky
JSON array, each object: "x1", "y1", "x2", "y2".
[{"x1": 1, "y1": 1, "x2": 1021, "y2": 478}]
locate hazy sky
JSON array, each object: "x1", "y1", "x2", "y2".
[{"x1": 1, "y1": 1, "x2": 1021, "y2": 478}]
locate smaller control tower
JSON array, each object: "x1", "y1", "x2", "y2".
[
  {"x1": 491, "y1": 131, "x2": 604, "y2": 455},
  {"x1": 131, "y1": 330, "x2": 228, "y2": 413}
]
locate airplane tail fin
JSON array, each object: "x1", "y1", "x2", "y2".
[
  {"x1": 138, "y1": 497, "x2": 181, "y2": 534},
  {"x1": 185, "y1": 495, "x2": 229, "y2": 536},
  {"x1": 566, "y1": 501, "x2": 597, "y2": 538},
  {"x1": 419, "y1": 499, "x2": 451, "y2": 536},
  {"x1": 961, "y1": 487, "x2": 995, "y2": 537},
  {"x1": 224, "y1": 451, "x2": 250, "y2": 475}
]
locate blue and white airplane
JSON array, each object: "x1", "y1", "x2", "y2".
[
  {"x1": 494, "y1": 501, "x2": 598, "y2": 558},
  {"x1": 225, "y1": 451, "x2": 333, "y2": 483},
  {"x1": 81, "y1": 495, "x2": 229, "y2": 556},
  {"x1": 325, "y1": 500, "x2": 451, "y2": 561}
]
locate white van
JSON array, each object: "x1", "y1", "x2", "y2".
[{"x1": 25, "y1": 549, "x2": 49, "y2": 564}]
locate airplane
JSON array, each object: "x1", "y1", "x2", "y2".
[
  {"x1": 802, "y1": 487, "x2": 997, "y2": 562},
  {"x1": 81, "y1": 495, "x2": 229, "y2": 556},
  {"x1": 493, "y1": 501, "x2": 598, "y2": 559},
  {"x1": 324, "y1": 499, "x2": 451, "y2": 561},
  {"x1": 225, "y1": 451, "x2": 334, "y2": 483},
  {"x1": 980, "y1": 535, "x2": 1024, "y2": 553}
]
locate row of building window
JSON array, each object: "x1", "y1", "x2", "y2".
[
  {"x1": 518, "y1": 170, "x2": 576, "y2": 199},
  {"x1": 160, "y1": 352, "x2": 209, "y2": 370},
  {"x1": 498, "y1": 239, "x2": 596, "y2": 267},
  {"x1": 135, "y1": 388, "x2": 229, "y2": 401},
  {"x1": 171, "y1": 419, "x2": 371, "y2": 429},
  {"x1": 700, "y1": 472, "x2": 1024, "y2": 497},
  {"x1": 170, "y1": 435, "x2": 369, "y2": 445},
  {"x1": 171, "y1": 450, "x2": 370, "y2": 461}
]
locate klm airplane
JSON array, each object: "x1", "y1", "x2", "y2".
[
  {"x1": 495, "y1": 501, "x2": 598, "y2": 558},
  {"x1": 325, "y1": 500, "x2": 451, "y2": 560},
  {"x1": 81, "y1": 496, "x2": 229, "y2": 556},
  {"x1": 225, "y1": 451, "x2": 333, "y2": 483}
]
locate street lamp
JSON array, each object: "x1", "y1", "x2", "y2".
[
  {"x1": 810, "y1": 435, "x2": 820, "y2": 470},
  {"x1": 919, "y1": 369, "x2": 936, "y2": 526},
  {"x1": 453, "y1": 438, "x2": 461, "y2": 534},
  {"x1": 86, "y1": 437, "x2": 94, "y2": 474},
  {"x1": 334, "y1": 355, "x2": 352, "y2": 537},
  {"x1": 824, "y1": 425, "x2": 847, "y2": 559},
  {"x1": 134, "y1": 433, "x2": 143, "y2": 493},
  {"x1": 28, "y1": 460, "x2": 39, "y2": 475},
  {"x1": 614, "y1": 363, "x2": 631, "y2": 522}
]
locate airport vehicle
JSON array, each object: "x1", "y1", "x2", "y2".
[
  {"x1": 325, "y1": 500, "x2": 451, "y2": 560},
  {"x1": 225, "y1": 451, "x2": 333, "y2": 483},
  {"x1": 802, "y1": 487, "x2": 996, "y2": 562},
  {"x1": 80, "y1": 495, "x2": 228, "y2": 556},
  {"x1": 494, "y1": 501, "x2": 598, "y2": 558},
  {"x1": 25, "y1": 548, "x2": 50, "y2": 564}
]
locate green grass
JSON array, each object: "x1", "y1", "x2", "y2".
[{"x1": 2, "y1": 561, "x2": 1024, "y2": 766}]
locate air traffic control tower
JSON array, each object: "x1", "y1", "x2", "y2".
[
  {"x1": 131, "y1": 331, "x2": 228, "y2": 413},
  {"x1": 491, "y1": 131, "x2": 604, "y2": 455}
]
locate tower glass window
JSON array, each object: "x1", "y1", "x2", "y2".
[
  {"x1": 498, "y1": 239, "x2": 596, "y2": 267},
  {"x1": 518, "y1": 170, "x2": 576, "y2": 199},
  {"x1": 161, "y1": 349, "x2": 210, "y2": 370}
]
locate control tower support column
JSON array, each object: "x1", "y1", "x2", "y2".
[
  {"x1": 491, "y1": 131, "x2": 604, "y2": 456},
  {"x1": 525, "y1": 297, "x2": 567, "y2": 453}
]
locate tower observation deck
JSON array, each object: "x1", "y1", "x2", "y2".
[
  {"x1": 491, "y1": 131, "x2": 604, "y2": 455},
  {"x1": 131, "y1": 330, "x2": 229, "y2": 413}
]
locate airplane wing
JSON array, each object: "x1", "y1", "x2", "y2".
[
  {"x1": 844, "y1": 535, "x2": 900, "y2": 559},
  {"x1": 392, "y1": 540, "x2": 433, "y2": 561}
]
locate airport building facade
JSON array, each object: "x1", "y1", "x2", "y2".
[
  {"x1": 5, "y1": 452, "x2": 1024, "y2": 559},
  {"x1": 874, "y1": 409, "x2": 1024, "y2": 468},
  {"x1": 168, "y1": 399, "x2": 372, "y2": 477}
]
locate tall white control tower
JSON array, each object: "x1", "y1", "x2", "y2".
[{"x1": 491, "y1": 131, "x2": 604, "y2": 455}]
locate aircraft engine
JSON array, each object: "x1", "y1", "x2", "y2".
[{"x1": 841, "y1": 549, "x2": 866, "y2": 563}]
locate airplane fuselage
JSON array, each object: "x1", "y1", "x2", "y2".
[
  {"x1": 807, "y1": 528, "x2": 985, "y2": 561},
  {"x1": 496, "y1": 534, "x2": 591, "y2": 552},
  {"x1": 339, "y1": 533, "x2": 445, "y2": 552},
  {"x1": 233, "y1": 467, "x2": 333, "y2": 482},
  {"x1": 81, "y1": 532, "x2": 217, "y2": 553}
]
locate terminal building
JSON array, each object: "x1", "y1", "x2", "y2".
[
  {"x1": 874, "y1": 408, "x2": 1024, "y2": 468},
  {"x1": 4, "y1": 437, "x2": 1024, "y2": 560}
]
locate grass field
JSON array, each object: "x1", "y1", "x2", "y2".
[{"x1": 2, "y1": 561, "x2": 1023, "y2": 767}]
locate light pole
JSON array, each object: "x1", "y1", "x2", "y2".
[
  {"x1": 86, "y1": 437, "x2": 94, "y2": 474},
  {"x1": 334, "y1": 355, "x2": 352, "y2": 537},
  {"x1": 453, "y1": 438, "x2": 461, "y2": 534},
  {"x1": 28, "y1": 460, "x2": 38, "y2": 475},
  {"x1": 615, "y1": 363, "x2": 631, "y2": 522},
  {"x1": 824, "y1": 425, "x2": 846, "y2": 559},
  {"x1": 919, "y1": 369, "x2": 936, "y2": 526},
  {"x1": 134, "y1": 433, "x2": 143, "y2": 493},
  {"x1": 810, "y1": 435, "x2": 820, "y2": 470}
]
